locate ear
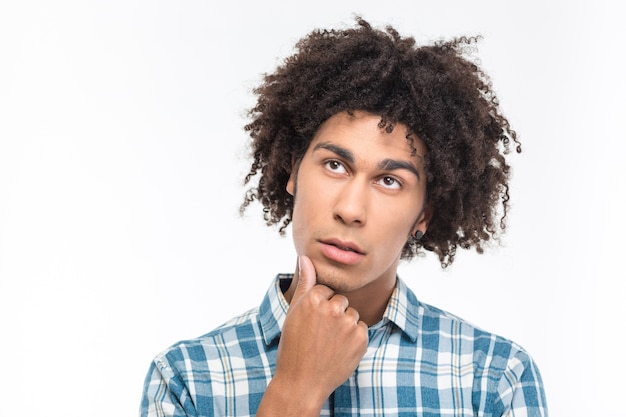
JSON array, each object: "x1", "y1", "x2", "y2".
[
  {"x1": 286, "y1": 158, "x2": 299, "y2": 196},
  {"x1": 411, "y1": 203, "x2": 434, "y2": 237},
  {"x1": 286, "y1": 170, "x2": 295, "y2": 196}
]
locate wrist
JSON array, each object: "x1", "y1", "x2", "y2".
[{"x1": 257, "y1": 375, "x2": 326, "y2": 417}]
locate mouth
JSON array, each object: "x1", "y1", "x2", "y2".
[{"x1": 319, "y1": 238, "x2": 365, "y2": 255}]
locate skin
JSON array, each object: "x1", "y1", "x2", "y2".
[
  {"x1": 257, "y1": 111, "x2": 431, "y2": 417},
  {"x1": 285, "y1": 111, "x2": 430, "y2": 323}
]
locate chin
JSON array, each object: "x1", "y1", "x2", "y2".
[{"x1": 314, "y1": 265, "x2": 362, "y2": 294}]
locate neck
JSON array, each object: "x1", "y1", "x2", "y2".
[
  {"x1": 339, "y1": 283, "x2": 395, "y2": 326},
  {"x1": 283, "y1": 264, "x2": 397, "y2": 327}
]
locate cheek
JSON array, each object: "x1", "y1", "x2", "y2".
[
  {"x1": 374, "y1": 205, "x2": 419, "y2": 243},
  {"x1": 290, "y1": 186, "x2": 320, "y2": 239},
  {"x1": 293, "y1": 174, "x2": 334, "y2": 216}
]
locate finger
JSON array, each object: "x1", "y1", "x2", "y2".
[
  {"x1": 329, "y1": 294, "x2": 350, "y2": 315},
  {"x1": 291, "y1": 255, "x2": 317, "y2": 305},
  {"x1": 345, "y1": 306, "x2": 360, "y2": 324}
]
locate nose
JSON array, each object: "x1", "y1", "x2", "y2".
[{"x1": 333, "y1": 179, "x2": 367, "y2": 226}]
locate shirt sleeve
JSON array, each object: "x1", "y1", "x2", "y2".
[
  {"x1": 495, "y1": 349, "x2": 549, "y2": 417},
  {"x1": 140, "y1": 357, "x2": 199, "y2": 417}
]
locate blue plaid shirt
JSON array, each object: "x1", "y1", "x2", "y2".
[{"x1": 141, "y1": 275, "x2": 548, "y2": 416}]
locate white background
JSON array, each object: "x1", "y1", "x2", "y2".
[{"x1": 1, "y1": 1, "x2": 624, "y2": 416}]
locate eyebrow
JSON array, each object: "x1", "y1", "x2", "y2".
[
  {"x1": 378, "y1": 159, "x2": 421, "y2": 180},
  {"x1": 313, "y1": 143, "x2": 354, "y2": 162},
  {"x1": 312, "y1": 142, "x2": 421, "y2": 180}
]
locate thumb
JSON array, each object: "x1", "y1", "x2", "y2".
[{"x1": 291, "y1": 255, "x2": 317, "y2": 305}]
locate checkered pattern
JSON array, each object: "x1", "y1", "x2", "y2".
[{"x1": 140, "y1": 275, "x2": 548, "y2": 416}]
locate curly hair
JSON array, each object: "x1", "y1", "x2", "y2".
[{"x1": 241, "y1": 17, "x2": 521, "y2": 268}]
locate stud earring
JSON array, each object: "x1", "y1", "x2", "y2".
[{"x1": 412, "y1": 230, "x2": 424, "y2": 241}]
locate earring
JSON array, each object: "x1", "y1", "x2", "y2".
[{"x1": 412, "y1": 230, "x2": 424, "y2": 241}]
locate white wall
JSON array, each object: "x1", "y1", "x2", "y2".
[{"x1": 1, "y1": 1, "x2": 623, "y2": 415}]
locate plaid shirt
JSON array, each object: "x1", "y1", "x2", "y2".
[{"x1": 141, "y1": 275, "x2": 548, "y2": 416}]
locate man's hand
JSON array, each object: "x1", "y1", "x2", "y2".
[{"x1": 257, "y1": 256, "x2": 368, "y2": 417}]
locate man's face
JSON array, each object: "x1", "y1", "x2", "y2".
[{"x1": 287, "y1": 111, "x2": 429, "y2": 297}]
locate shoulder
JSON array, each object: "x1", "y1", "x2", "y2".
[
  {"x1": 152, "y1": 306, "x2": 262, "y2": 374},
  {"x1": 417, "y1": 299, "x2": 528, "y2": 354},
  {"x1": 413, "y1": 299, "x2": 541, "y2": 378},
  {"x1": 141, "y1": 307, "x2": 269, "y2": 416},
  {"x1": 415, "y1": 300, "x2": 547, "y2": 414},
  {"x1": 395, "y1": 279, "x2": 538, "y2": 368}
]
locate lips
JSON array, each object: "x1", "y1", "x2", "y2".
[
  {"x1": 318, "y1": 238, "x2": 365, "y2": 265},
  {"x1": 321, "y1": 238, "x2": 365, "y2": 254}
]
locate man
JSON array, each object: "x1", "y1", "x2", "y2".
[{"x1": 141, "y1": 18, "x2": 548, "y2": 417}]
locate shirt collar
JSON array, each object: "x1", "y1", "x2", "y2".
[
  {"x1": 258, "y1": 274, "x2": 421, "y2": 345},
  {"x1": 381, "y1": 277, "x2": 420, "y2": 342},
  {"x1": 258, "y1": 274, "x2": 291, "y2": 345}
]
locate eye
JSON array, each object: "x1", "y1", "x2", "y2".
[
  {"x1": 324, "y1": 160, "x2": 347, "y2": 174},
  {"x1": 377, "y1": 176, "x2": 401, "y2": 190}
]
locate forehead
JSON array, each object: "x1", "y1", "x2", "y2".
[{"x1": 309, "y1": 111, "x2": 426, "y2": 162}]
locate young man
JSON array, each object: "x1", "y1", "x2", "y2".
[{"x1": 141, "y1": 18, "x2": 547, "y2": 417}]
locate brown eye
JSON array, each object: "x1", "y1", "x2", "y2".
[
  {"x1": 378, "y1": 176, "x2": 401, "y2": 189},
  {"x1": 324, "y1": 160, "x2": 347, "y2": 174}
]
